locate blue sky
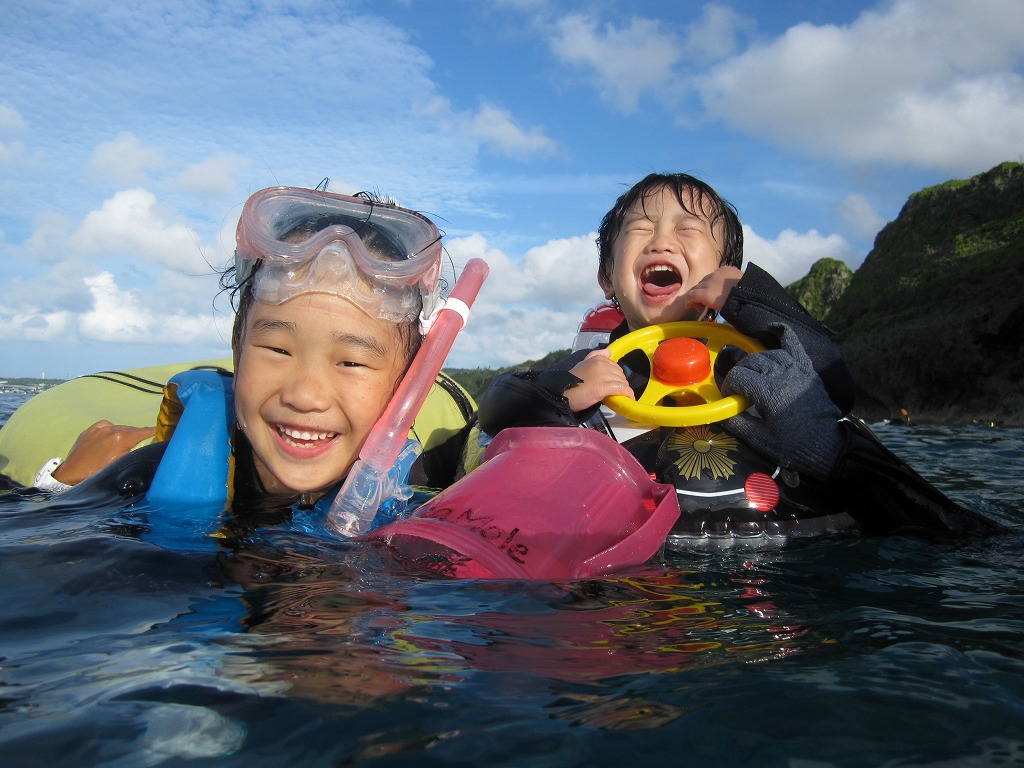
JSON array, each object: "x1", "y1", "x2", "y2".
[{"x1": 1, "y1": 0, "x2": 1022, "y2": 379}]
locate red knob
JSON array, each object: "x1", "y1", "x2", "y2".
[{"x1": 652, "y1": 337, "x2": 711, "y2": 385}]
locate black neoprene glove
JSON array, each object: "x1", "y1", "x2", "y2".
[{"x1": 721, "y1": 323, "x2": 845, "y2": 480}]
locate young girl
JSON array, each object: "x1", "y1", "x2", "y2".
[{"x1": 32, "y1": 186, "x2": 475, "y2": 525}]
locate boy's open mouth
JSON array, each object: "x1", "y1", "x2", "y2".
[
  {"x1": 641, "y1": 264, "x2": 682, "y2": 297},
  {"x1": 276, "y1": 424, "x2": 338, "y2": 447}
]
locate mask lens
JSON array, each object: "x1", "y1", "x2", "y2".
[{"x1": 234, "y1": 187, "x2": 443, "y2": 321}]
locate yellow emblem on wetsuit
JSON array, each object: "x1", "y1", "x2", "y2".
[{"x1": 666, "y1": 425, "x2": 738, "y2": 481}]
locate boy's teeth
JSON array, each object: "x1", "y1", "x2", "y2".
[{"x1": 643, "y1": 265, "x2": 678, "y2": 278}]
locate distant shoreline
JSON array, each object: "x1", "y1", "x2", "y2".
[{"x1": 0, "y1": 378, "x2": 68, "y2": 395}]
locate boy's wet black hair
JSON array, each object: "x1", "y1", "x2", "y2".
[{"x1": 596, "y1": 172, "x2": 744, "y2": 284}]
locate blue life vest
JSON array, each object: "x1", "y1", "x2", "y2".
[
  {"x1": 143, "y1": 368, "x2": 423, "y2": 538},
  {"x1": 147, "y1": 369, "x2": 235, "y2": 507}
]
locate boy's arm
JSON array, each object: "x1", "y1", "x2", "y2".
[
  {"x1": 721, "y1": 262, "x2": 855, "y2": 415},
  {"x1": 720, "y1": 326, "x2": 1002, "y2": 536},
  {"x1": 828, "y1": 418, "x2": 1005, "y2": 536},
  {"x1": 477, "y1": 350, "x2": 595, "y2": 435}
]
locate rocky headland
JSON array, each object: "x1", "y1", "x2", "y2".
[{"x1": 789, "y1": 161, "x2": 1024, "y2": 426}]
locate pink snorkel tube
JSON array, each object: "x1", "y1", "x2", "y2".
[{"x1": 325, "y1": 258, "x2": 490, "y2": 538}]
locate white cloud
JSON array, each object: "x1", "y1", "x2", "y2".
[
  {"x1": 467, "y1": 102, "x2": 558, "y2": 158},
  {"x1": 79, "y1": 272, "x2": 152, "y2": 341},
  {"x1": 71, "y1": 188, "x2": 215, "y2": 274},
  {"x1": 680, "y1": 4, "x2": 752, "y2": 61},
  {"x1": 175, "y1": 153, "x2": 251, "y2": 198},
  {"x1": 0, "y1": 103, "x2": 27, "y2": 164},
  {"x1": 0, "y1": 306, "x2": 71, "y2": 341},
  {"x1": 0, "y1": 103, "x2": 27, "y2": 132},
  {"x1": 79, "y1": 271, "x2": 223, "y2": 345},
  {"x1": 444, "y1": 231, "x2": 606, "y2": 367},
  {"x1": 519, "y1": 233, "x2": 601, "y2": 304},
  {"x1": 452, "y1": 301, "x2": 584, "y2": 368},
  {"x1": 447, "y1": 231, "x2": 602, "y2": 307},
  {"x1": 21, "y1": 211, "x2": 74, "y2": 264},
  {"x1": 0, "y1": 140, "x2": 24, "y2": 165},
  {"x1": 743, "y1": 225, "x2": 860, "y2": 287},
  {"x1": 446, "y1": 233, "x2": 513, "y2": 283},
  {"x1": 90, "y1": 132, "x2": 164, "y2": 184},
  {"x1": 838, "y1": 194, "x2": 887, "y2": 241},
  {"x1": 546, "y1": 6, "x2": 750, "y2": 112},
  {"x1": 549, "y1": 15, "x2": 681, "y2": 112},
  {"x1": 154, "y1": 269, "x2": 232, "y2": 320},
  {"x1": 700, "y1": 0, "x2": 1024, "y2": 173},
  {"x1": 425, "y1": 97, "x2": 558, "y2": 160}
]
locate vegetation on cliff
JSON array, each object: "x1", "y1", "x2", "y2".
[
  {"x1": 826, "y1": 161, "x2": 1024, "y2": 425},
  {"x1": 785, "y1": 258, "x2": 853, "y2": 320}
]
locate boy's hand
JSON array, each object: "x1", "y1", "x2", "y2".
[
  {"x1": 720, "y1": 324, "x2": 844, "y2": 480},
  {"x1": 685, "y1": 266, "x2": 743, "y2": 315},
  {"x1": 52, "y1": 420, "x2": 156, "y2": 485},
  {"x1": 565, "y1": 349, "x2": 635, "y2": 412}
]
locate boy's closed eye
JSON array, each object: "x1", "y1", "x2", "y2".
[{"x1": 625, "y1": 219, "x2": 653, "y2": 232}]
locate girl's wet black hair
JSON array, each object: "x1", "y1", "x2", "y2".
[{"x1": 596, "y1": 172, "x2": 744, "y2": 284}]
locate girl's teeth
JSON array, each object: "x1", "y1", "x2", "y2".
[{"x1": 279, "y1": 426, "x2": 335, "y2": 441}]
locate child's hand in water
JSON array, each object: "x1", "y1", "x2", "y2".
[
  {"x1": 565, "y1": 349, "x2": 635, "y2": 412},
  {"x1": 685, "y1": 266, "x2": 743, "y2": 316}
]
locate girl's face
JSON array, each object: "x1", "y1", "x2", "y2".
[
  {"x1": 233, "y1": 293, "x2": 410, "y2": 499},
  {"x1": 599, "y1": 185, "x2": 724, "y2": 331}
]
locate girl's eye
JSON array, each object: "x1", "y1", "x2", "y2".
[{"x1": 256, "y1": 344, "x2": 290, "y2": 356}]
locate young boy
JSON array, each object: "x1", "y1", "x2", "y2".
[{"x1": 477, "y1": 173, "x2": 998, "y2": 547}]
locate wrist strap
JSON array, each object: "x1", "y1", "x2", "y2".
[{"x1": 34, "y1": 457, "x2": 72, "y2": 493}]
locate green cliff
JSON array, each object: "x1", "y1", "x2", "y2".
[{"x1": 825, "y1": 161, "x2": 1024, "y2": 425}]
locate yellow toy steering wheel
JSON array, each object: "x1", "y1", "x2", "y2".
[{"x1": 603, "y1": 321, "x2": 766, "y2": 427}]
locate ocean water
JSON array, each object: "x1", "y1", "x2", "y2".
[{"x1": 1, "y1": 391, "x2": 1023, "y2": 767}]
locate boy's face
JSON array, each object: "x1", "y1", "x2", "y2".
[
  {"x1": 233, "y1": 293, "x2": 409, "y2": 498},
  {"x1": 599, "y1": 185, "x2": 724, "y2": 330}
]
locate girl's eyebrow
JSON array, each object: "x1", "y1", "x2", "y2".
[
  {"x1": 331, "y1": 331, "x2": 390, "y2": 358},
  {"x1": 249, "y1": 317, "x2": 295, "y2": 334}
]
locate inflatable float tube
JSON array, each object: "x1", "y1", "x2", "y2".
[
  {"x1": 0, "y1": 358, "x2": 476, "y2": 489},
  {"x1": 599, "y1": 320, "x2": 859, "y2": 550}
]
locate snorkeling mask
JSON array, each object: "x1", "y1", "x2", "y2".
[{"x1": 235, "y1": 186, "x2": 443, "y2": 326}]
